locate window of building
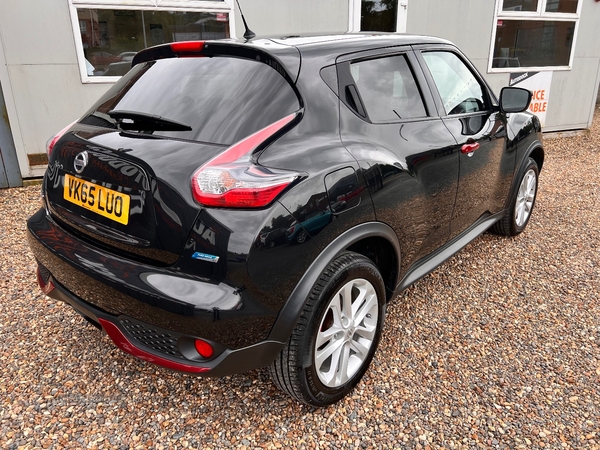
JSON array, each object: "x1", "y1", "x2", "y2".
[
  {"x1": 490, "y1": 0, "x2": 580, "y2": 72},
  {"x1": 348, "y1": 0, "x2": 408, "y2": 33},
  {"x1": 69, "y1": 0, "x2": 233, "y2": 82},
  {"x1": 349, "y1": 54, "x2": 426, "y2": 122}
]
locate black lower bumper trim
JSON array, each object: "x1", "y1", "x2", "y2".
[{"x1": 44, "y1": 272, "x2": 285, "y2": 377}]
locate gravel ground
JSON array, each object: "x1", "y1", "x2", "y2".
[{"x1": 1, "y1": 108, "x2": 599, "y2": 450}]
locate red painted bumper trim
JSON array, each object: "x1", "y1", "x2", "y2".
[
  {"x1": 98, "y1": 318, "x2": 210, "y2": 374},
  {"x1": 36, "y1": 267, "x2": 55, "y2": 295}
]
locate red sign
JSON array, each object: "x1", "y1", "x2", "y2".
[{"x1": 216, "y1": 13, "x2": 227, "y2": 22}]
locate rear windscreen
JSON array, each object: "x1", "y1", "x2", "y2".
[{"x1": 81, "y1": 56, "x2": 300, "y2": 145}]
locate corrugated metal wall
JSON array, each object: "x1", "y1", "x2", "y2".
[{"x1": 0, "y1": 82, "x2": 22, "y2": 188}]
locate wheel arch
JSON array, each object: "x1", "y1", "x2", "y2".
[
  {"x1": 346, "y1": 236, "x2": 398, "y2": 301},
  {"x1": 527, "y1": 143, "x2": 545, "y2": 173},
  {"x1": 266, "y1": 222, "x2": 401, "y2": 343},
  {"x1": 504, "y1": 141, "x2": 544, "y2": 210}
]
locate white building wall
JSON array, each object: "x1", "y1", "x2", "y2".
[
  {"x1": 407, "y1": 0, "x2": 600, "y2": 132},
  {"x1": 234, "y1": 0, "x2": 349, "y2": 37},
  {"x1": 0, "y1": 0, "x2": 113, "y2": 177}
]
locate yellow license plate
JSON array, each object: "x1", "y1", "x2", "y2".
[{"x1": 63, "y1": 174, "x2": 130, "y2": 225}]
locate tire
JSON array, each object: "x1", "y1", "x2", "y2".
[
  {"x1": 269, "y1": 252, "x2": 386, "y2": 406},
  {"x1": 492, "y1": 157, "x2": 539, "y2": 236}
]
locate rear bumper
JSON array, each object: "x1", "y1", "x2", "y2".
[
  {"x1": 27, "y1": 208, "x2": 285, "y2": 375},
  {"x1": 40, "y1": 271, "x2": 284, "y2": 376}
]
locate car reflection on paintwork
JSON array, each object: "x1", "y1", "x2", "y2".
[
  {"x1": 259, "y1": 227, "x2": 288, "y2": 248},
  {"x1": 287, "y1": 209, "x2": 333, "y2": 244}
]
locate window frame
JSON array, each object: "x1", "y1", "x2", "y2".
[
  {"x1": 68, "y1": 0, "x2": 235, "y2": 84},
  {"x1": 488, "y1": 0, "x2": 581, "y2": 73}
]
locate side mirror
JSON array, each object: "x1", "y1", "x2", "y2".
[{"x1": 499, "y1": 87, "x2": 532, "y2": 114}]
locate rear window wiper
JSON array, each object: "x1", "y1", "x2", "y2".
[{"x1": 108, "y1": 110, "x2": 192, "y2": 132}]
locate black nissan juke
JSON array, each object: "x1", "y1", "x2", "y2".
[{"x1": 27, "y1": 33, "x2": 543, "y2": 406}]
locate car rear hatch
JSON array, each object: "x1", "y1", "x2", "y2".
[{"x1": 44, "y1": 40, "x2": 302, "y2": 267}]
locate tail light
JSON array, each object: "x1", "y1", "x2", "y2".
[
  {"x1": 191, "y1": 112, "x2": 301, "y2": 208},
  {"x1": 46, "y1": 121, "x2": 76, "y2": 159}
]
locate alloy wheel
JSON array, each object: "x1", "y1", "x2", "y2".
[
  {"x1": 314, "y1": 278, "x2": 379, "y2": 388},
  {"x1": 515, "y1": 168, "x2": 537, "y2": 227}
]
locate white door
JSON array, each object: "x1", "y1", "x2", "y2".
[{"x1": 349, "y1": 0, "x2": 408, "y2": 33}]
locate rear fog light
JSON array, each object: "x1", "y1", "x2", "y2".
[{"x1": 194, "y1": 339, "x2": 214, "y2": 358}]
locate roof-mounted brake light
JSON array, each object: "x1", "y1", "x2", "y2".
[
  {"x1": 132, "y1": 41, "x2": 206, "y2": 66},
  {"x1": 170, "y1": 41, "x2": 205, "y2": 54}
]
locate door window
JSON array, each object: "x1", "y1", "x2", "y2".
[
  {"x1": 349, "y1": 55, "x2": 427, "y2": 122},
  {"x1": 422, "y1": 52, "x2": 488, "y2": 116}
]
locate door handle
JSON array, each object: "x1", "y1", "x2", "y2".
[{"x1": 461, "y1": 142, "x2": 480, "y2": 154}]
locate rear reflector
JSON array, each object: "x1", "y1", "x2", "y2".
[
  {"x1": 46, "y1": 121, "x2": 76, "y2": 159},
  {"x1": 191, "y1": 112, "x2": 300, "y2": 208},
  {"x1": 98, "y1": 318, "x2": 210, "y2": 374}
]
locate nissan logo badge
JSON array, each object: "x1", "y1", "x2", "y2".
[{"x1": 73, "y1": 151, "x2": 88, "y2": 174}]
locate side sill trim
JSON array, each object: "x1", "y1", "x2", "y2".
[{"x1": 395, "y1": 211, "x2": 505, "y2": 294}]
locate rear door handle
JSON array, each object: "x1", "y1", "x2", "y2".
[{"x1": 461, "y1": 142, "x2": 480, "y2": 154}]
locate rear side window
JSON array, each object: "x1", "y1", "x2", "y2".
[
  {"x1": 81, "y1": 57, "x2": 300, "y2": 145},
  {"x1": 422, "y1": 51, "x2": 488, "y2": 115},
  {"x1": 349, "y1": 55, "x2": 427, "y2": 122}
]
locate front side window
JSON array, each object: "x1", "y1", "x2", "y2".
[
  {"x1": 491, "y1": 0, "x2": 580, "y2": 71},
  {"x1": 349, "y1": 55, "x2": 427, "y2": 122},
  {"x1": 422, "y1": 52, "x2": 487, "y2": 116},
  {"x1": 70, "y1": 1, "x2": 232, "y2": 81}
]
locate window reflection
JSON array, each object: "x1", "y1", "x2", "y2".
[
  {"x1": 502, "y1": 0, "x2": 539, "y2": 12},
  {"x1": 545, "y1": 0, "x2": 578, "y2": 13},
  {"x1": 492, "y1": 20, "x2": 574, "y2": 68}
]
